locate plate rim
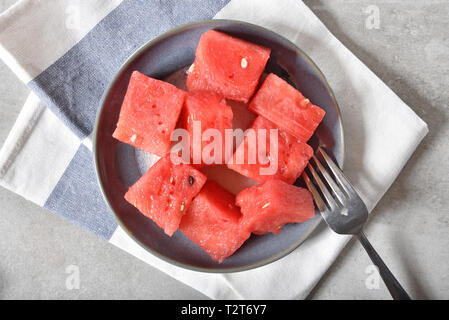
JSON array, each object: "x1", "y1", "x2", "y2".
[{"x1": 93, "y1": 19, "x2": 345, "y2": 273}]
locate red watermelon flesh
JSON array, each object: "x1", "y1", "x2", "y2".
[
  {"x1": 187, "y1": 30, "x2": 271, "y2": 103},
  {"x1": 125, "y1": 156, "x2": 207, "y2": 237},
  {"x1": 249, "y1": 73, "x2": 326, "y2": 142},
  {"x1": 113, "y1": 71, "x2": 186, "y2": 157},
  {"x1": 180, "y1": 181, "x2": 250, "y2": 263},
  {"x1": 227, "y1": 116, "x2": 313, "y2": 184},
  {"x1": 180, "y1": 91, "x2": 233, "y2": 166},
  {"x1": 236, "y1": 179, "x2": 315, "y2": 235}
]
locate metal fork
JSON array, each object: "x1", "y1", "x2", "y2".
[{"x1": 302, "y1": 146, "x2": 411, "y2": 300}]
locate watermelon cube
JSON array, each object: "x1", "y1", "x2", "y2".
[
  {"x1": 236, "y1": 179, "x2": 315, "y2": 235},
  {"x1": 187, "y1": 30, "x2": 271, "y2": 103},
  {"x1": 180, "y1": 181, "x2": 250, "y2": 263},
  {"x1": 113, "y1": 71, "x2": 186, "y2": 156},
  {"x1": 180, "y1": 91, "x2": 233, "y2": 165},
  {"x1": 125, "y1": 156, "x2": 207, "y2": 237},
  {"x1": 227, "y1": 116, "x2": 313, "y2": 184},
  {"x1": 249, "y1": 73, "x2": 326, "y2": 142}
]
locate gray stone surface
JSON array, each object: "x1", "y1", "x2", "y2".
[{"x1": 0, "y1": 0, "x2": 448, "y2": 299}]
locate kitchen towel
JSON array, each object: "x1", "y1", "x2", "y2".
[{"x1": 0, "y1": 0, "x2": 428, "y2": 299}]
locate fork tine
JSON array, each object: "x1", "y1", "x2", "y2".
[
  {"x1": 306, "y1": 163, "x2": 338, "y2": 211},
  {"x1": 312, "y1": 155, "x2": 346, "y2": 205},
  {"x1": 301, "y1": 171, "x2": 327, "y2": 213},
  {"x1": 317, "y1": 146, "x2": 354, "y2": 195}
]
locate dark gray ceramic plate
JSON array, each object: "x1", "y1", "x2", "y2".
[{"x1": 94, "y1": 20, "x2": 344, "y2": 273}]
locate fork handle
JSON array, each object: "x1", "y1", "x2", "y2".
[{"x1": 357, "y1": 231, "x2": 411, "y2": 300}]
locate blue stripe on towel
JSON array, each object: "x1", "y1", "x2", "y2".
[
  {"x1": 44, "y1": 145, "x2": 118, "y2": 240},
  {"x1": 28, "y1": 0, "x2": 230, "y2": 138}
]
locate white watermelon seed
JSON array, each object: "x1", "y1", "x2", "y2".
[
  {"x1": 180, "y1": 204, "x2": 185, "y2": 212},
  {"x1": 188, "y1": 63, "x2": 195, "y2": 73},
  {"x1": 130, "y1": 134, "x2": 137, "y2": 142},
  {"x1": 241, "y1": 58, "x2": 248, "y2": 69},
  {"x1": 262, "y1": 202, "x2": 271, "y2": 209}
]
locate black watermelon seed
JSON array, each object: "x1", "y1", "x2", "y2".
[{"x1": 189, "y1": 176, "x2": 194, "y2": 185}]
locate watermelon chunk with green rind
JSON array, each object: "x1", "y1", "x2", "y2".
[
  {"x1": 125, "y1": 156, "x2": 207, "y2": 237},
  {"x1": 227, "y1": 116, "x2": 313, "y2": 184},
  {"x1": 187, "y1": 30, "x2": 271, "y2": 103},
  {"x1": 113, "y1": 71, "x2": 186, "y2": 156},
  {"x1": 180, "y1": 91, "x2": 233, "y2": 166},
  {"x1": 236, "y1": 179, "x2": 315, "y2": 235},
  {"x1": 249, "y1": 73, "x2": 326, "y2": 142},
  {"x1": 180, "y1": 181, "x2": 250, "y2": 263}
]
